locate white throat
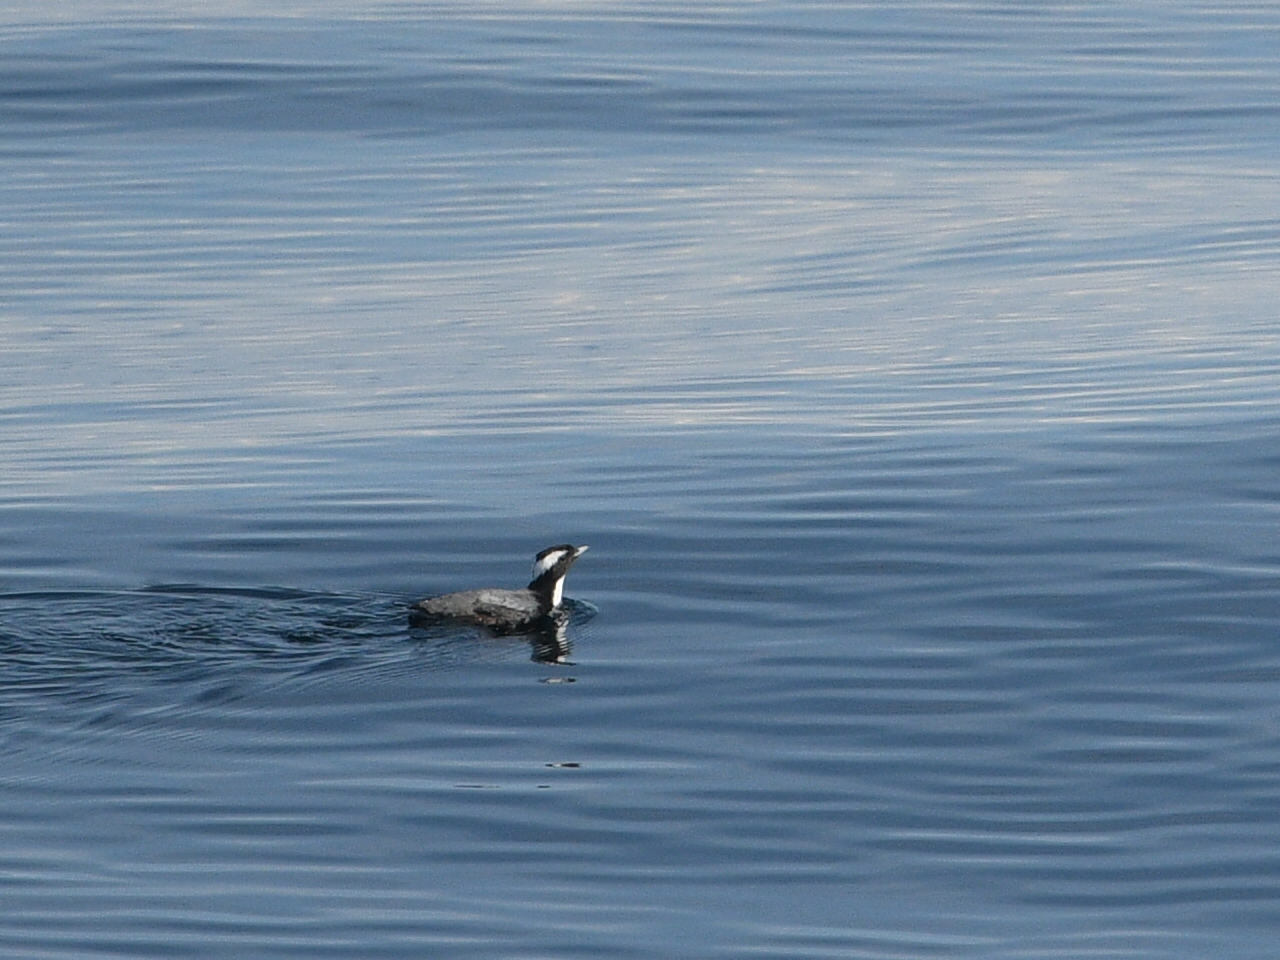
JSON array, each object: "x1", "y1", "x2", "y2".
[{"x1": 550, "y1": 576, "x2": 565, "y2": 607}]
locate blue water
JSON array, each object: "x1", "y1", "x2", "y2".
[{"x1": 3, "y1": 2, "x2": 1280, "y2": 957}]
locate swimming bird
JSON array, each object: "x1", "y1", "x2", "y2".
[{"x1": 410, "y1": 544, "x2": 589, "y2": 632}]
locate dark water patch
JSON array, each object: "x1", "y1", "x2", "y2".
[{"x1": 3, "y1": 6, "x2": 1280, "y2": 153}]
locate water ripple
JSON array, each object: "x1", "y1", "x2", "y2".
[{"x1": 3, "y1": 7, "x2": 1279, "y2": 150}]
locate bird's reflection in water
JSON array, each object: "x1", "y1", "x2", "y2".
[{"x1": 526, "y1": 610, "x2": 573, "y2": 665}]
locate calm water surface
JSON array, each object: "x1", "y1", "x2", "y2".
[{"x1": 2, "y1": 2, "x2": 1280, "y2": 957}]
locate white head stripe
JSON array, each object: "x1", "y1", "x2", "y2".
[{"x1": 532, "y1": 549, "x2": 569, "y2": 579}]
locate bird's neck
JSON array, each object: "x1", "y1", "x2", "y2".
[{"x1": 528, "y1": 571, "x2": 565, "y2": 609}]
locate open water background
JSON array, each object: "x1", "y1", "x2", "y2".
[{"x1": 3, "y1": 2, "x2": 1280, "y2": 956}]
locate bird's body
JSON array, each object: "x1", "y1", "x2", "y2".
[
  {"x1": 413, "y1": 587, "x2": 548, "y2": 629},
  {"x1": 411, "y1": 544, "x2": 588, "y2": 632}
]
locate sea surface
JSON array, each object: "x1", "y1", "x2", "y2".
[{"x1": 3, "y1": 2, "x2": 1280, "y2": 957}]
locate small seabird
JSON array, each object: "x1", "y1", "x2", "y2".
[{"x1": 410, "y1": 544, "x2": 589, "y2": 632}]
